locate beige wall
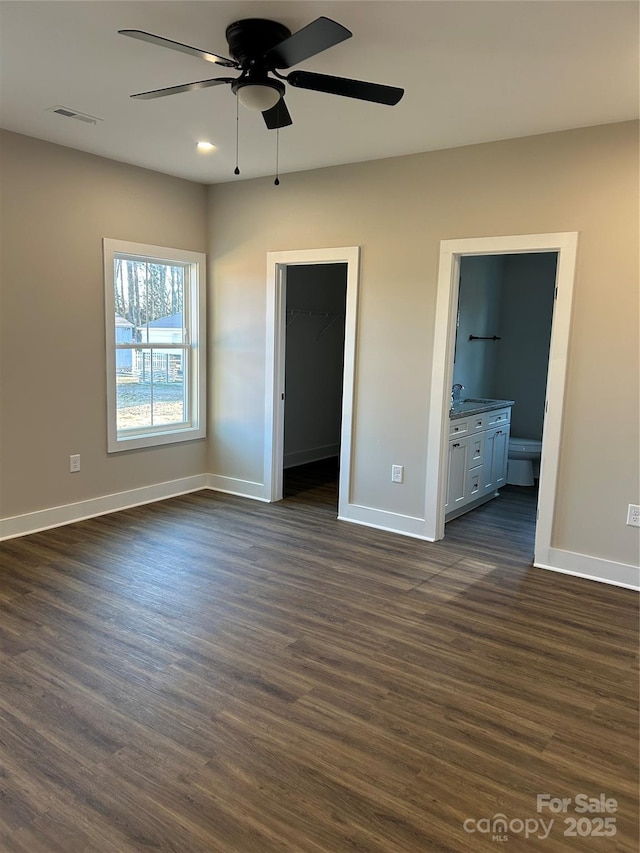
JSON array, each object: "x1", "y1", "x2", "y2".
[
  {"x1": 207, "y1": 121, "x2": 639, "y2": 566},
  {"x1": 1, "y1": 123, "x2": 638, "y2": 569},
  {"x1": 0, "y1": 131, "x2": 208, "y2": 518}
]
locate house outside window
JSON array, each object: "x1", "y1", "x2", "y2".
[{"x1": 103, "y1": 239, "x2": 206, "y2": 452}]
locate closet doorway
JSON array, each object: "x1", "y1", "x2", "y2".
[
  {"x1": 283, "y1": 263, "x2": 347, "y2": 498},
  {"x1": 264, "y1": 247, "x2": 360, "y2": 513}
]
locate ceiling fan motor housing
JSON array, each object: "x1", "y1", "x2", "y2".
[{"x1": 225, "y1": 19, "x2": 291, "y2": 69}]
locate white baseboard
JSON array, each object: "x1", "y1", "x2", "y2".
[
  {"x1": 338, "y1": 503, "x2": 433, "y2": 541},
  {"x1": 283, "y1": 445, "x2": 339, "y2": 469},
  {"x1": 205, "y1": 474, "x2": 269, "y2": 502},
  {"x1": 0, "y1": 474, "x2": 209, "y2": 541},
  {"x1": 3, "y1": 480, "x2": 637, "y2": 594},
  {"x1": 535, "y1": 548, "x2": 639, "y2": 591},
  {"x1": 0, "y1": 474, "x2": 271, "y2": 541},
  {"x1": 340, "y1": 510, "x2": 639, "y2": 590}
]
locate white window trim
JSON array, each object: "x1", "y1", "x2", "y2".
[{"x1": 103, "y1": 238, "x2": 206, "y2": 453}]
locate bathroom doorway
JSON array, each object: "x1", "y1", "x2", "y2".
[
  {"x1": 446, "y1": 252, "x2": 556, "y2": 538},
  {"x1": 424, "y1": 233, "x2": 578, "y2": 566}
]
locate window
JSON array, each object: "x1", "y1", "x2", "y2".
[{"x1": 103, "y1": 239, "x2": 206, "y2": 452}]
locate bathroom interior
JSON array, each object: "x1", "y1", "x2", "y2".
[{"x1": 448, "y1": 251, "x2": 558, "y2": 531}]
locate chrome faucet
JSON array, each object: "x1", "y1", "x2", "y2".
[{"x1": 451, "y1": 383, "x2": 464, "y2": 406}]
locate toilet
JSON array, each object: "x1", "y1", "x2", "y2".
[{"x1": 507, "y1": 437, "x2": 542, "y2": 486}]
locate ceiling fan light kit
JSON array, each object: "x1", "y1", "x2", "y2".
[
  {"x1": 119, "y1": 16, "x2": 404, "y2": 181},
  {"x1": 235, "y1": 84, "x2": 279, "y2": 112},
  {"x1": 232, "y1": 79, "x2": 284, "y2": 112}
]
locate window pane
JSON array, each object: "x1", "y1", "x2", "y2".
[
  {"x1": 116, "y1": 357, "x2": 152, "y2": 431},
  {"x1": 152, "y1": 352, "x2": 187, "y2": 425},
  {"x1": 146, "y1": 311, "x2": 184, "y2": 345},
  {"x1": 113, "y1": 258, "x2": 185, "y2": 345},
  {"x1": 116, "y1": 350, "x2": 187, "y2": 431},
  {"x1": 147, "y1": 264, "x2": 185, "y2": 344}
]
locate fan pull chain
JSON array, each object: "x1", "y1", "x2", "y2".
[
  {"x1": 234, "y1": 94, "x2": 240, "y2": 176},
  {"x1": 274, "y1": 127, "x2": 280, "y2": 186}
]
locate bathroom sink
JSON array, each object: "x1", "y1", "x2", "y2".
[
  {"x1": 449, "y1": 398, "x2": 494, "y2": 411},
  {"x1": 450, "y1": 397, "x2": 515, "y2": 417},
  {"x1": 449, "y1": 400, "x2": 484, "y2": 413}
]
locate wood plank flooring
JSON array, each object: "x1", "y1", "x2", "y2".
[{"x1": 0, "y1": 460, "x2": 637, "y2": 852}]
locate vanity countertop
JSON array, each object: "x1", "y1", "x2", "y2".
[{"x1": 449, "y1": 398, "x2": 515, "y2": 419}]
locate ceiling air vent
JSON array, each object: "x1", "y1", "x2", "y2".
[{"x1": 47, "y1": 105, "x2": 103, "y2": 125}]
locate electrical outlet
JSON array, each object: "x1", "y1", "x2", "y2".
[
  {"x1": 392, "y1": 464, "x2": 404, "y2": 484},
  {"x1": 627, "y1": 504, "x2": 640, "y2": 527},
  {"x1": 69, "y1": 454, "x2": 81, "y2": 473}
]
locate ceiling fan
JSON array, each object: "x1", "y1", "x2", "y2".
[{"x1": 119, "y1": 16, "x2": 404, "y2": 130}]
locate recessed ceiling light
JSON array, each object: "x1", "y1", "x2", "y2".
[{"x1": 197, "y1": 141, "x2": 215, "y2": 152}]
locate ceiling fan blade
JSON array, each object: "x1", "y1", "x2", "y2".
[
  {"x1": 119, "y1": 29, "x2": 236, "y2": 68},
  {"x1": 131, "y1": 78, "x2": 234, "y2": 100},
  {"x1": 262, "y1": 99, "x2": 293, "y2": 130},
  {"x1": 264, "y1": 17, "x2": 351, "y2": 69},
  {"x1": 287, "y1": 70, "x2": 404, "y2": 106}
]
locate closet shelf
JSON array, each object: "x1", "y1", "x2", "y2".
[{"x1": 286, "y1": 308, "x2": 344, "y2": 341}]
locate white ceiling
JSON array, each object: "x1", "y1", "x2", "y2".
[{"x1": 1, "y1": 1, "x2": 638, "y2": 184}]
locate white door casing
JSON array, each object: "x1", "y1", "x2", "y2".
[
  {"x1": 424, "y1": 232, "x2": 579, "y2": 564},
  {"x1": 264, "y1": 247, "x2": 360, "y2": 514}
]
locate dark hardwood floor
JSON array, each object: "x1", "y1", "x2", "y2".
[{"x1": 0, "y1": 461, "x2": 637, "y2": 852}]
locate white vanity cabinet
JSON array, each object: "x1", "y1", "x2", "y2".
[
  {"x1": 483, "y1": 425, "x2": 509, "y2": 492},
  {"x1": 445, "y1": 405, "x2": 511, "y2": 521},
  {"x1": 445, "y1": 437, "x2": 470, "y2": 515}
]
